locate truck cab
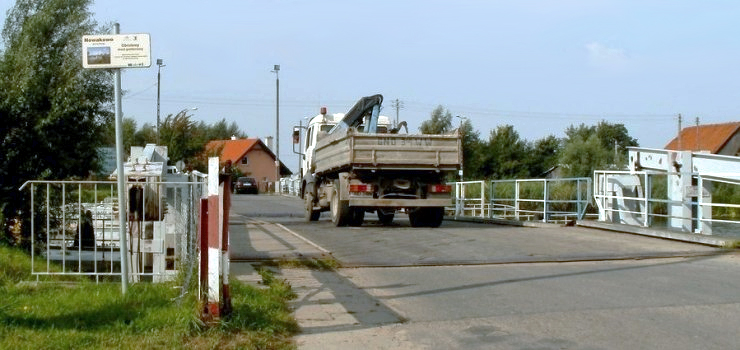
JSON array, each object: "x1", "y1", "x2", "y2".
[{"x1": 300, "y1": 108, "x2": 392, "y2": 192}]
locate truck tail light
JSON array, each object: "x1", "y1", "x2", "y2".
[
  {"x1": 349, "y1": 184, "x2": 374, "y2": 193},
  {"x1": 428, "y1": 184, "x2": 451, "y2": 193}
]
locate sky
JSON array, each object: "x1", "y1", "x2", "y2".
[{"x1": 3, "y1": 0, "x2": 740, "y2": 173}]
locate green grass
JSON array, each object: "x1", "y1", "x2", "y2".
[
  {"x1": 0, "y1": 245, "x2": 299, "y2": 350},
  {"x1": 262, "y1": 257, "x2": 340, "y2": 271}
]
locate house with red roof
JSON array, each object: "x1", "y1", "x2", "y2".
[
  {"x1": 205, "y1": 138, "x2": 292, "y2": 192},
  {"x1": 664, "y1": 121, "x2": 740, "y2": 156}
]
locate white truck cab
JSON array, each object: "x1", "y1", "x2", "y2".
[{"x1": 300, "y1": 108, "x2": 392, "y2": 180}]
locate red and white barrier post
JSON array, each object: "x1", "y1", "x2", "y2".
[{"x1": 200, "y1": 157, "x2": 232, "y2": 322}]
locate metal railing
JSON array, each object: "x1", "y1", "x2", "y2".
[
  {"x1": 454, "y1": 177, "x2": 593, "y2": 223},
  {"x1": 279, "y1": 174, "x2": 302, "y2": 197},
  {"x1": 19, "y1": 175, "x2": 207, "y2": 282},
  {"x1": 594, "y1": 170, "x2": 740, "y2": 235}
]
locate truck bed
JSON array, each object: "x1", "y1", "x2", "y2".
[{"x1": 313, "y1": 129, "x2": 461, "y2": 175}]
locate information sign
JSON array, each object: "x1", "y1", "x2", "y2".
[{"x1": 82, "y1": 34, "x2": 151, "y2": 69}]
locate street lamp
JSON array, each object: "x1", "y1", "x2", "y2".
[
  {"x1": 454, "y1": 115, "x2": 466, "y2": 181},
  {"x1": 156, "y1": 58, "x2": 165, "y2": 145},
  {"x1": 271, "y1": 64, "x2": 280, "y2": 192}
]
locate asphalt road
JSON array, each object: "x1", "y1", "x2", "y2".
[{"x1": 231, "y1": 194, "x2": 740, "y2": 349}]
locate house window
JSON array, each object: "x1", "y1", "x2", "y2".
[{"x1": 241, "y1": 156, "x2": 249, "y2": 165}]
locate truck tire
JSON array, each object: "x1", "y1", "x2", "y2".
[
  {"x1": 409, "y1": 207, "x2": 444, "y2": 227},
  {"x1": 408, "y1": 208, "x2": 426, "y2": 227},
  {"x1": 377, "y1": 210, "x2": 395, "y2": 225},
  {"x1": 427, "y1": 207, "x2": 445, "y2": 227},
  {"x1": 305, "y1": 192, "x2": 320, "y2": 222},
  {"x1": 349, "y1": 208, "x2": 365, "y2": 226},
  {"x1": 331, "y1": 186, "x2": 351, "y2": 226}
]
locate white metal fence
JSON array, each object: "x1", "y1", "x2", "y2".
[
  {"x1": 454, "y1": 178, "x2": 593, "y2": 223},
  {"x1": 594, "y1": 170, "x2": 740, "y2": 236},
  {"x1": 19, "y1": 175, "x2": 207, "y2": 282},
  {"x1": 279, "y1": 174, "x2": 302, "y2": 197}
]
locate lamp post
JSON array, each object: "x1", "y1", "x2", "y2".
[
  {"x1": 156, "y1": 58, "x2": 165, "y2": 145},
  {"x1": 271, "y1": 64, "x2": 280, "y2": 192}
]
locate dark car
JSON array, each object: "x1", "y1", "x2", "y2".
[{"x1": 233, "y1": 177, "x2": 258, "y2": 194}]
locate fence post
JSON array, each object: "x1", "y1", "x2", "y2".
[
  {"x1": 220, "y1": 173, "x2": 232, "y2": 317},
  {"x1": 201, "y1": 157, "x2": 222, "y2": 322}
]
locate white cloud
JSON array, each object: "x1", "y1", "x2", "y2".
[{"x1": 586, "y1": 41, "x2": 630, "y2": 69}]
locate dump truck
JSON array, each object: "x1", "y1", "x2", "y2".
[{"x1": 296, "y1": 94, "x2": 461, "y2": 227}]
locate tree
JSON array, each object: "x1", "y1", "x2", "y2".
[
  {"x1": 201, "y1": 118, "x2": 247, "y2": 140},
  {"x1": 480, "y1": 125, "x2": 530, "y2": 179},
  {"x1": 419, "y1": 105, "x2": 453, "y2": 134},
  {"x1": 561, "y1": 120, "x2": 638, "y2": 176},
  {"x1": 459, "y1": 118, "x2": 483, "y2": 180},
  {"x1": 159, "y1": 111, "x2": 202, "y2": 164},
  {"x1": 559, "y1": 133, "x2": 610, "y2": 178},
  {"x1": 0, "y1": 0, "x2": 112, "y2": 245},
  {"x1": 528, "y1": 135, "x2": 561, "y2": 177}
]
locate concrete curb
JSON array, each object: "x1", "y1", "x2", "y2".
[
  {"x1": 446, "y1": 215, "x2": 563, "y2": 228},
  {"x1": 446, "y1": 215, "x2": 739, "y2": 248},
  {"x1": 576, "y1": 220, "x2": 740, "y2": 248}
]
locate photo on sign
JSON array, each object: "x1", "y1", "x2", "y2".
[{"x1": 87, "y1": 46, "x2": 111, "y2": 65}]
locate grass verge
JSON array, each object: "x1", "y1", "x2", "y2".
[{"x1": 0, "y1": 244, "x2": 299, "y2": 350}]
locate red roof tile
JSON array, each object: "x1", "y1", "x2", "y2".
[
  {"x1": 664, "y1": 122, "x2": 740, "y2": 154},
  {"x1": 205, "y1": 138, "x2": 273, "y2": 165}
]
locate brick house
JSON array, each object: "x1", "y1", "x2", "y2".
[
  {"x1": 665, "y1": 121, "x2": 740, "y2": 156},
  {"x1": 205, "y1": 138, "x2": 291, "y2": 192}
]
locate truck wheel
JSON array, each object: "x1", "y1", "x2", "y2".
[
  {"x1": 427, "y1": 207, "x2": 445, "y2": 228},
  {"x1": 377, "y1": 210, "x2": 395, "y2": 225},
  {"x1": 349, "y1": 208, "x2": 365, "y2": 226},
  {"x1": 305, "y1": 192, "x2": 320, "y2": 222},
  {"x1": 331, "y1": 186, "x2": 350, "y2": 226},
  {"x1": 408, "y1": 208, "x2": 426, "y2": 227}
]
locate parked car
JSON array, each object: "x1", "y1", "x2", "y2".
[{"x1": 233, "y1": 177, "x2": 258, "y2": 194}]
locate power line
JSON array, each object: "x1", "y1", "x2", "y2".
[{"x1": 390, "y1": 98, "x2": 404, "y2": 127}]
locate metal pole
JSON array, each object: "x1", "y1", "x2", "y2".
[
  {"x1": 156, "y1": 61, "x2": 161, "y2": 144},
  {"x1": 273, "y1": 65, "x2": 280, "y2": 192},
  {"x1": 113, "y1": 23, "x2": 129, "y2": 294}
]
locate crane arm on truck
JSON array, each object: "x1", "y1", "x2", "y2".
[{"x1": 328, "y1": 94, "x2": 383, "y2": 135}]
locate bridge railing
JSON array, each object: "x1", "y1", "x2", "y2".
[
  {"x1": 277, "y1": 175, "x2": 594, "y2": 224},
  {"x1": 594, "y1": 170, "x2": 740, "y2": 235},
  {"x1": 454, "y1": 177, "x2": 593, "y2": 223}
]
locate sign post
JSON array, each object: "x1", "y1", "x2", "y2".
[{"x1": 83, "y1": 24, "x2": 151, "y2": 294}]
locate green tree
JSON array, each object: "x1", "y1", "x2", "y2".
[
  {"x1": 459, "y1": 118, "x2": 483, "y2": 180},
  {"x1": 0, "y1": 0, "x2": 112, "y2": 244},
  {"x1": 159, "y1": 111, "x2": 202, "y2": 164},
  {"x1": 200, "y1": 118, "x2": 247, "y2": 140},
  {"x1": 419, "y1": 105, "x2": 453, "y2": 134},
  {"x1": 564, "y1": 121, "x2": 638, "y2": 168},
  {"x1": 528, "y1": 135, "x2": 561, "y2": 177},
  {"x1": 481, "y1": 125, "x2": 530, "y2": 179},
  {"x1": 558, "y1": 133, "x2": 611, "y2": 177}
]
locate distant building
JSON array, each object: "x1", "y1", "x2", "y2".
[
  {"x1": 205, "y1": 138, "x2": 291, "y2": 192},
  {"x1": 664, "y1": 121, "x2": 740, "y2": 156}
]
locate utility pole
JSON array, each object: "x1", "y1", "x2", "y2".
[
  {"x1": 113, "y1": 23, "x2": 129, "y2": 294},
  {"x1": 156, "y1": 58, "x2": 165, "y2": 145},
  {"x1": 677, "y1": 113, "x2": 683, "y2": 150},
  {"x1": 272, "y1": 65, "x2": 280, "y2": 192},
  {"x1": 455, "y1": 115, "x2": 465, "y2": 181},
  {"x1": 695, "y1": 117, "x2": 700, "y2": 151},
  {"x1": 391, "y1": 99, "x2": 404, "y2": 128}
]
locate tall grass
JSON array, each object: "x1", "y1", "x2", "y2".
[{"x1": 0, "y1": 244, "x2": 298, "y2": 350}]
